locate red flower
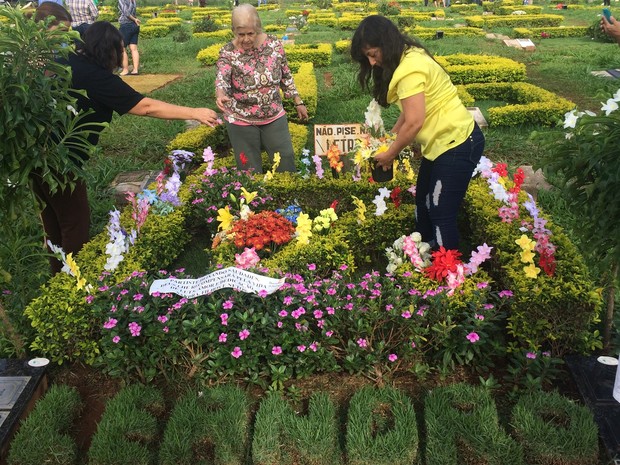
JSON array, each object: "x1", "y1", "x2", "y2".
[
  {"x1": 239, "y1": 152, "x2": 248, "y2": 166},
  {"x1": 424, "y1": 247, "x2": 463, "y2": 282},
  {"x1": 390, "y1": 186, "x2": 402, "y2": 209},
  {"x1": 509, "y1": 167, "x2": 525, "y2": 194},
  {"x1": 538, "y1": 249, "x2": 556, "y2": 277},
  {"x1": 492, "y1": 163, "x2": 508, "y2": 177},
  {"x1": 330, "y1": 200, "x2": 339, "y2": 211},
  {"x1": 163, "y1": 158, "x2": 173, "y2": 176}
]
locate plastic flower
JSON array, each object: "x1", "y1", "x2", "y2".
[
  {"x1": 351, "y1": 195, "x2": 367, "y2": 223},
  {"x1": 295, "y1": 212, "x2": 313, "y2": 245},
  {"x1": 235, "y1": 247, "x2": 261, "y2": 269},
  {"x1": 326, "y1": 143, "x2": 344, "y2": 173},
  {"x1": 515, "y1": 234, "x2": 536, "y2": 251},
  {"x1": 240, "y1": 187, "x2": 257, "y2": 204},
  {"x1": 424, "y1": 247, "x2": 463, "y2": 282},
  {"x1": 523, "y1": 263, "x2": 541, "y2": 279},
  {"x1": 217, "y1": 206, "x2": 234, "y2": 232},
  {"x1": 601, "y1": 98, "x2": 619, "y2": 116}
]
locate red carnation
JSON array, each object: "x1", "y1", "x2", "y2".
[{"x1": 423, "y1": 247, "x2": 463, "y2": 282}]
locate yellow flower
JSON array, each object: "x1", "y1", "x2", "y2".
[
  {"x1": 263, "y1": 170, "x2": 273, "y2": 182},
  {"x1": 515, "y1": 234, "x2": 535, "y2": 251},
  {"x1": 523, "y1": 263, "x2": 541, "y2": 279},
  {"x1": 375, "y1": 144, "x2": 389, "y2": 154},
  {"x1": 351, "y1": 195, "x2": 366, "y2": 223},
  {"x1": 272, "y1": 152, "x2": 281, "y2": 172},
  {"x1": 65, "y1": 253, "x2": 86, "y2": 290},
  {"x1": 217, "y1": 206, "x2": 234, "y2": 231},
  {"x1": 520, "y1": 249, "x2": 535, "y2": 263},
  {"x1": 402, "y1": 158, "x2": 415, "y2": 180},
  {"x1": 295, "y1": 212, "x2": 312, "y2": 245},
  {"x1": 240, "y1": 187, "x2": 257, "y2": 204}
]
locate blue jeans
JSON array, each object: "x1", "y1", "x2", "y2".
[{"x1": 415, "y1": 123, "x2": 485, "y2": 250}]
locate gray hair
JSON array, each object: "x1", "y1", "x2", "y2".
[{"x1": 231, "y1": 3, "x2": 262, "y2": 32}]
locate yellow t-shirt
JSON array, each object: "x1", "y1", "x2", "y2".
[{"x1": 387, "y1": 48, "x2": 474, "y2": 161}]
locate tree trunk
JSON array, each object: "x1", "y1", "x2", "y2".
[{"x1": 603, "y1": 263, "x2": 619, "y2": 351}]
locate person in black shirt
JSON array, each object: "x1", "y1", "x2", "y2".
[{"x1": 31, "y1": 15, "x2": 219, "y2": 273}]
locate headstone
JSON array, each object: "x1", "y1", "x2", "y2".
[
  {"x1": 591, "y1": 69, "x2": 620, "y2": 79},
  {"x1": 566, "y1": 355, "x2": 620, "y2": 463},
  {"x1": 110, "y1": 170, "x2": 161, "y2": 206},
  {"x1": 518, "y1": 165, "x2": 551, "y2": 199},
  {"x1": 467, "y1": 107, "x2": 488, "y2": 129},
  {"x1": 503, "y1": 38, "x2": 536, "y2": 51},
  {"x1": 0, "y1": 359, "x2": 49, "y2": 463}
]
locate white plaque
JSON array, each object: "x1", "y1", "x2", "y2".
[{"x1": 314, "y1": 123, "x2": 367, "y2": 156}]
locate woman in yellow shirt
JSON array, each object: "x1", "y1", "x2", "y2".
[{"x1": 351, "y1": 15, "x2": 484, "y2": 251}]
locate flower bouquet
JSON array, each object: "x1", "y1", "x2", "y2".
[{"x1": 348, "y1": 99, "x2": 396, "y2": 182}]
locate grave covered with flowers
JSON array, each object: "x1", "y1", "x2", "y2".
[{"x1": 24, "y1": 102, "x2": 601, "y2": 390}]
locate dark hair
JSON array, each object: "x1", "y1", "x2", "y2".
[
  {"x1": 80, "y1": 22, "x2": 124, "y2": 71},
  {"x1": 33, "y1": 2, "x2": 72, "y2": 26},
  {"x1": 351, "y1": 15, "x2": 429, "y2": 107}
]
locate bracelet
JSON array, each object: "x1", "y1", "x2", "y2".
[{"x1": 295, "y1": 102, "x2": 304, "y2": 106}]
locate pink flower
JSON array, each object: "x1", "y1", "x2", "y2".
[
  {"x1": 235, "y1": 247, "x2": 260, "y2": 270},
  {"x1": 401, "y1": 311, "x2": 412, "y2": 319},
  {"x1": 279, "y1": 310, "x2": 288, "y2": 317},
  {"x1": 313, "y1": 310, "x2": 323, "y2": 319},
  {"x1": 272, "y1": 346, "x2": 282, "y2": 355},
  {"x1": 411, "y1": 341, "x2": 416, "y2": 349},
  {"x1": 239, "y1": 329, "x2": 250, "y2": 340},
  {"x1": 158, "y1": 315, "x2": 168, "y2": 323},
  {"x1": 325, "y1": 330, "x2": 334, "y2": 337},
  {"x1": 357, "y1": 338, "x2": 368, "y2": 348},
  {"x1": 163, "y1": 326, "x2": 169, "y2": 333},
  {"x1": 339, "y1": 264, "x2": 348, "y2": 271},
  {"x1": 475, "y1": 314, "x2": 484, "y2": 321},
  {"x1": 128, "y1": 322, "x2": 141, "y2": 337},
  {"x1": 308, "y1": 263, "x2": 316, "y2": 271},
  {"x1": 220, "y1": 313, "x2": 228, "y2": 326},
  {"x1": 499, "y1": 290, "x2": 514, "y2": 298},
  {"x1": 388, "y1": 353, "x2": 398, "y2": 362},
  {"x1": 309, "y1": 342, "x2": 318, "y2": 352},
  {"x1": 277, "y1": 321, "x2": 283, "y2": 328},
  {"x1": 133, "y1": 293, "x2": 143, "y2": 301},
  {"x1": 103, "y1": 318, "x2": 118, "y2": 329},
  {"x1": 219, "y1": 333, "x2": 227, "y2": 343},
  {"x1": 466, "y1": 332, "x2": 480, "y2": 343},
  {"x1": 283, "y1": 296, "x2": 293, "y2": 305},
  {"x1": 385, "y1": 304, "x2": 394, "y2": 312},
  {"x1": 112, "y1": 336, "x2": 120, "y2": 344},
  {"x1": 85, "y1": 295, "x2": 94, "y2": 304},
  {"x1": 223, "y1": 299, "x2": 234, "y2": 310},
  {"x1": 231, "y1": 347, "x2": 242, "y2": 358},
  {"x1": 297, "y1": 345, "x2": 306, "y2": 352},
  {"x1": 526, "y1": 352, "x2": 537, "y2": 359}
]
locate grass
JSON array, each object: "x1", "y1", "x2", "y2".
[{"x1": 1, "y1": 0, "x2": 620, "y2": 355}]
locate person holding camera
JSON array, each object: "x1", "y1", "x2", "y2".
[{"x1": 602, "y1": 11, "x2": 620, "y2": 44}]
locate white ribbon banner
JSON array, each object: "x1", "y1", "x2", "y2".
[{"x1": 148, "y1": 267, "x2": 285, "y2": 299}]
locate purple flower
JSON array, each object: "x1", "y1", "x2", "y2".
[
  {"x1": 85, "y1": 295, "x2": 94, "y2": 304},
  {"x1": 231, "y1": 347, "x2": 242, "y2": 358},
  {"x1": 499, "y1": 290, "x2": 514, "y2": 298},
  {"x1": 466, "y1": 332, "x2": 480, "y2": 343},
  {"x1": 133, "y1": 293, "x2": 143, "y2": 301},
  {"x1": 272, "y1": 346, "x2": 283, "y2": 355}
]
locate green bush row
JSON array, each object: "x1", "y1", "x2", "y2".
[
  {"x1": 513, "y1": 26, "x2": 589, "y2": 38},
  {"x1": 10, "y1": 383, "x2": 598, "y2": 465},
  {"x1": 465, "y1": 14, "x2": 565, "y2": 28}
]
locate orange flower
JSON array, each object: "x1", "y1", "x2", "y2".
[{"x1": 326, "y1": 143, "x2": 344, "y2": 173}]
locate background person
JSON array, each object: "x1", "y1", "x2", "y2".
[
  {"x1": 215, "y1": 4, "x2": 308, "y2": 173},
  {"x1": 118, "y1": 0, "x2": 140, "y2": 75},
  {"x1": 602, "y1": 14, "x2": 620, "y2": 44},
  {"x1": 350, "y1": 15, "x2": 485, "y2": 252},
  {"x1": 31, "y1": 12, "x2": 219, "y2": 273},
  {"x1": 66, "y1": 0, "x2": 98, "y2": 38}
]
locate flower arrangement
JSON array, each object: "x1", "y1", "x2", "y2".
[
  {"x1": 230, "y1": 211, "x2": 295, "y2": 252},
  {"x1": 475, "y1": 156, "x2": 556, "y2": 278}
]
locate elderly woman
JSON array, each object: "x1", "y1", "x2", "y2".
[{"x1": 215, "y1": 4, "x2": 308, "y2": 173}]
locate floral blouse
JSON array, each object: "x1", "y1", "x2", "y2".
[{"x1": 215, "y1": 34, "x2": 300, "y2": 124}]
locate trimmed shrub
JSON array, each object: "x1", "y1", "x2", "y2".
[
  {"x1": 346, "y1": 386, "x2": 418, "y2": 465},
  {"x1": 252, "y1": 392, "x2": 341, "y2": 465},
  {"x1": 7, "y1": 385, "x2": 81, "y2": 465},
  {"x1": 511, "y1": 390, "x2": 599, "y2": 465},
  {"x1": 425, "y1": 383, "x2": 524, "y2": 465},
  {"x1": 159, "y1": 385, "x2": 250, "y2": 465},
  {"x1": 88, "y1": 384, "x2": 165, "y2": 465}
]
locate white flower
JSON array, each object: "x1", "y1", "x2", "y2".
[
  {"x1": 372, "y1": 196, "x2": 388, "y2": 216},
  {"x1": 377, "y1": 187, "x2": 391, "y2": 198},
  {"x1": 67, "y1": 104, "x2": 78, "y2": 116},
  {"x1": 601, "y1": 98, "x2": 619, "y2": 116},
  {"x1": 364, "y1": 99, "x2": 385, "y2": 134},
  {"x1": 563, "y1": 109, "x2": 580, "y2": 129},
  {"x1": 613, "y1": 88, "x2": 620, "y2": 101}
]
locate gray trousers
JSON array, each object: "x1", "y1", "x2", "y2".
[{"x1": 225, "y1": 115, "x2": 296, "y2": 173}]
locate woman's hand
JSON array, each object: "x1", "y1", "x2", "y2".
[
  {"x1": 373, "y1": 149, "x2": 397, "y2": 169},
  {"x1": 216, "y1": 92, "x2": 232, "y2": 113},
  {"x1": 296, "y1": 104, "x2": 308, "y2": 121},
  {"x1": 602, "y1": 16, "x2": 620, "y2": 44},
  {"x1": 193, "y1": 108, "x2": 221, "y2": 127}
]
